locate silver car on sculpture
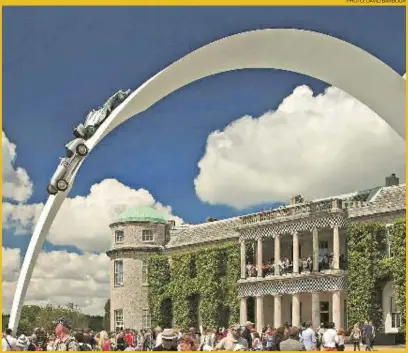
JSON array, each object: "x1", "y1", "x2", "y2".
[
  {"x1": 73, "y1": 89, "x2": 131, "y2": 140},
  {"x1": 47, "y1": 138, "x2": 89, "y2": 195}
]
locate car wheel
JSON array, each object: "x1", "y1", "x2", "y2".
[
  {"x1": 76, "y1": 143, "x2": 88, "y2": 157},
  {"x1": 56, "y1": 179, "x2": 69, "y2": 192},
  {"x1": 47, "y1": 184, "x2": 58, "y2": 195}
]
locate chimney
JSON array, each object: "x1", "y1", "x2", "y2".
[
  {"x1": 385, "y1": 173, "x2": 399, "y2": 187},
  {"x1": 290, "y1": 194, "x2": 304, "y2": 205}
]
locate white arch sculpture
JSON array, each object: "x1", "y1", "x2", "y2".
[{"x1": 8, "y1": 29, "x2": 405, "y2": 333}]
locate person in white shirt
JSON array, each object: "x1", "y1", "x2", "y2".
[
  {"x1": 2, "y1": 329, "x2": 17, "y2": 351},
  {"x1": 321, "y1": 322, "x2": 337, "y2": 351},
  {"x1": 153, "y1": 327, "x2": 163, "y2": 348}
]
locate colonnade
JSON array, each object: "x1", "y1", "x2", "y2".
[
  {"x1": 240, "y1": 226, "x2": 341, "y2": 278},
  {"x1": 239, "y1": 290, "x2": 344, "y2": 334}
]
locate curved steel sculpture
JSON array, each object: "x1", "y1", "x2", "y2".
[{"x1": 8, "y1": 28, "x2": 405, "y2": 333}]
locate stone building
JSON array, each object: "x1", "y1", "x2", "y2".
[{"x1": 107, "y1": 175, "x2": 405, "y2": 337}]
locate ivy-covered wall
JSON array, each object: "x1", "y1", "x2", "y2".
[
  {"x1": 385, "y1": 218, "x2": 406, "y2": 333},
  {"x1": 147, "y1": 244, "x2": 240, "y2": 331},
  {"x1": 347, "y1": 218, "x2": 406, "y2": 334}
]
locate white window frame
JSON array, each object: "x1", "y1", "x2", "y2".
[
  {"x1": 142, "y1": 229, "x2": 154, "y2": 242},
  {"x1": 142, "y1": 259, "x2": 148, "y2": 285},
  {"x1": 142, "y1": 309, "x2": 151, "y2": 329},
  {"x1": 115, "y1": 230, "x2": 124, "y2": 244},
  {"x1": 114, "y1": 309, "x2": 124, "y2": 332},
  {"x1": 390, "y1": 296, "x2": 401, "y2": 328},
  {"x1": 114, "y1": 260, "x2": 124, "y2": 287}
]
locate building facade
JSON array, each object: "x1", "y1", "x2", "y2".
[{"x1": 107, "y1": 175, "x2": 405, "y2": 335}]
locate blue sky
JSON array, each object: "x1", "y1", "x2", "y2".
[{"x1": 2, "y1": 6, "x2": 406, "y2": 259}]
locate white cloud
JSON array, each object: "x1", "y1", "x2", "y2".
[
  {"x1": 194, "y1": 85, "x2": 406, "y2": 209},
  {"x1": 2, "y1": 132, "x2": 33, "y2": 203},
  {"x1": 3, "y1": 179, "x2": 183, "y2": 252},
  {"x1": 2, "y1": 247, "x2": 109, "y2": 315}
]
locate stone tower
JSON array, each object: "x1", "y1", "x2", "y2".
[{"x1": 106, "y1": 206, "x2": 171, "y2": 331}]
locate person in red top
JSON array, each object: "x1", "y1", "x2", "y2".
[{"x1": 125, "y1": 330, "x2": 134, "y2": 347}]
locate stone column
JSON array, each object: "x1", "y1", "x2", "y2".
[
  {"x1": 312, "y1": 228, "x2": 319, "y2": 272},
  {"x1": 311, "y1": 292, "x2": 320, "y2": 329},
  {"x1": 273, "y1": 295, "x2": 282, "y2": 328},
  {"x1": 256, "y1": 296, "x2": 264, "y2": 333},
  {"x1": 240, "y1": 240, "x2": 246, "y2": 279},
  {"x1": 257, "y1": 237, "x2": 263, "y2": 277},
  {"x1": 292, "y1": 293, "x2": 301, "y2": 327},
  {"x1": 293, "y1": 231, "x2": 299, "y2": 274},
  {"x1": 274, "y1": 235, "x2": 281, "y2": 276},
  {"x1": 240, "y1": 297, "x2": 248, "y2": 325},
  {"x1": 332, "y1": 291, "x2": 341, "y2": 330},
  {"x1": 332, "y1": 225, "x2": 340, "y2": 270}
]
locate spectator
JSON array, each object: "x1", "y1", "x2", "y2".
[
  {"x1": 362, "y1": 321, "x2": 374, "y2": 351},
  {"x1": 15, "y1": 335, "x2": 29, "y2": 351},
  {"x1": 349, "y1": 324, "x2": 361, "y2": 351},
  {"x1": 300, "y1": 321, "x2": 316, "y2": 351},
  {"x1": 368, "y1": 321, "x2": 375, "y2": 350},
  {"x1": 321, "y1": 322, "x2": 337, "y2": 351},
  {"x1": 270, "y1": 327, "x2": 285, "y2": 351},
  {"x1": 252, "y1": 332, "x2": 263, "y2": 350},
  {"x1": 53, "y1": 317, "x2": 78, "y2": 351},
  {"x1": 335, "y1": 328, "x2": 345, "y2": 351},
  {"x1": 152, "y1": 329, "x2": 178, "y2": 351},
  {"x1": 99, "y1": 331, "x2": 111, "y2": 351},
  {"x1": 27, "y1": 334, "x2": 39, "y2": 351},
  {"x1": 280, "y1": 327, "x2": 305, "y2": 351},
  {"x1": 179, "y1": 333, "x2": 198, "y2": 351},
  {"x1": 2, "y1": 328, "x2": 17, "y2": 351},
  {"x1": 215, "y1": 324, "x2": 248, "y2": 351},
  {"x1": 240, "y1": 321, "x2": 253, "y2": 348}
]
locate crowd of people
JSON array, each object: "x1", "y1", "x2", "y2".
[
  {"x1": 2, "y1": 317, "x2": 376, "y2": 351},
  {"x1": 246, "y1": 254, "x2": 347, "y2": 278}
]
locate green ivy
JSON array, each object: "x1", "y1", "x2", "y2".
[
  {"x1": 148, "y1": 244, "x2": 240, "y2": 332},
  {"x1": 347, "y1": 218, "x2": 405, "y2": 334},
  {"x1": 147, "y1": 254, "x2": 172, "y2": 328},
  {"x1": 388, "y1": 219, "x2": 406, "y2": 333}
]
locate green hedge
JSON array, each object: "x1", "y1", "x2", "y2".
[
  {"x1": 148, "y1": 244, "x2": 240, "y2": 331},
  {"x1": 347, "y1": 218, "x2": 405, "y2": 333}
]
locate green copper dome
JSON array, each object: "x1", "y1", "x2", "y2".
[{"x1": 115, "y1": 206, "x2": 168, "y2": 224}]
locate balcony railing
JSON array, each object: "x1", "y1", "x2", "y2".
[
  {"x1": 240, "y1": 199, "x2": 373, "y2": 226},
  {"x1": 244, "y1": 255, "x2": 347, "y2": 279},
  {"x1": 241, "y1": 199, "x2": 340, "y2": 225}
]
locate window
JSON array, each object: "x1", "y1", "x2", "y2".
[
  {"x1": 114, "y1": 309, "x2": 124, "y2": 332},
  {"x1": 319, "y1": 241, "x2": 329, "y2": 256},
  {"x1": 114, "y1": 260, "x2": 124, "y2": 286},
  {"x1": 142, "y1": 229, "x2": 154, "y2": 242},
  {"x1": 142, "y1": 260, "x2": 148, "y2": 284},
  {"x1": 320, "y1": 301, "x2": 329, "y2": 312},
  {"x1": 319, "y1": 241, "x2": 329, "y2": 249},
  {"x1": 142, "y1": 309, "x2": 151, "y2": 329},
  {"x1": 115, "y1": 230, "x2": 124, "y2": 243},
  {"x1": 320, "y1": 301, "x2": 330, "y2": 324},
  {"x1": 390, "y1": 297, "x2": 401, "y2": 328}
]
